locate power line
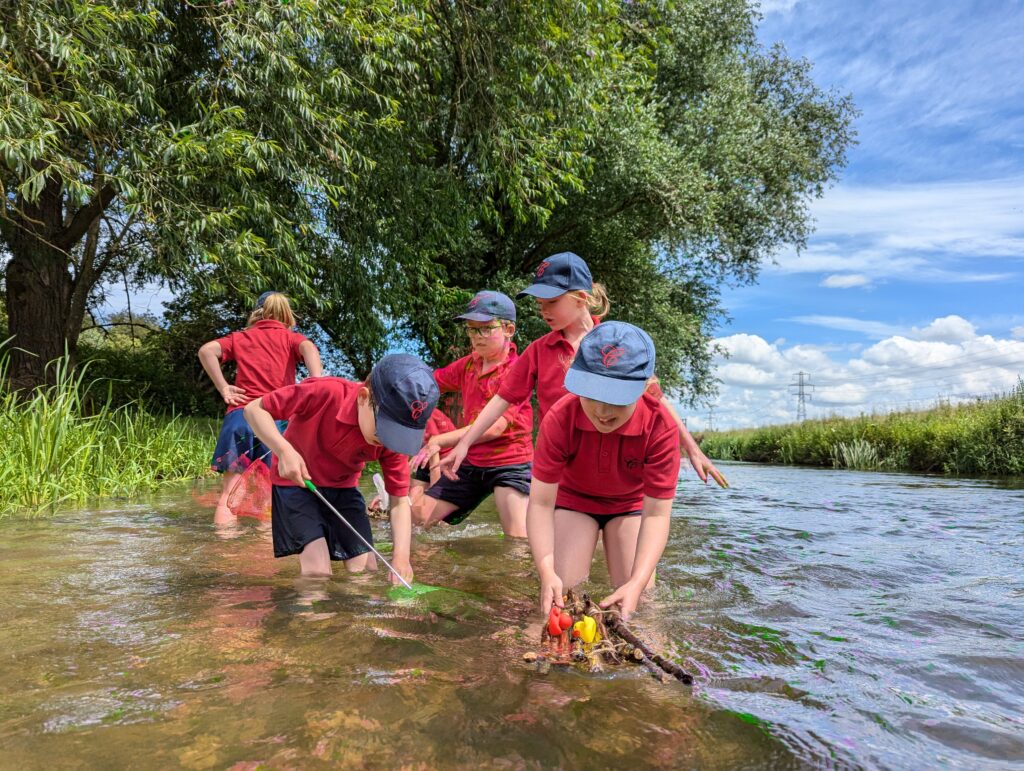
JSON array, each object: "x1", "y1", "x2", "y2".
[{"x1": 789, "y1": 371, "x2": 814, "y2": 421}]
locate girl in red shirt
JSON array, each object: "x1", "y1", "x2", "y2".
[
  {"x1": 528, "y1": 322, "x2": 681, "y2": 620},
  {"x1": 198, "y1": 292, "x2": 322, "y2": 524}
]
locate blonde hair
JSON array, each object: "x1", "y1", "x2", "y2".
[
  {"x1": 247, "y1": 292, "x2": 296, "y2": 328},
  {"x1": 573, "y1": 282, "x2": 610, "y2": 320}
]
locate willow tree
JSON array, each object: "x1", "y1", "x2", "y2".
[
  {"x1": 0, "y1": 0, "x2": 418, "y2": 388},
  {"x1": 317, "y1": 0, "x2": 856, "y2": 402}
]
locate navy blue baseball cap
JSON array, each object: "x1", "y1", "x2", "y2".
[
  {"x1": 564, "y1": 321, "x2": 655, "y2": 406},
  {"x1": 256, "y1": 291, "x2": 276, "y2": 308},
  {"x1": 454, "y1": 290, "x2": 516, "y2": 323},
  {"x1": 516, "y1": 252, "x2": 593, "y2": 299},
  {"x1": 370, "y1": 354, "x2": 440, "y2": 455}
]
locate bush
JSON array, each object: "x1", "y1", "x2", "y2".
[{"x1": 699, "y1": 384, "x2": 1024, "y2": 477}]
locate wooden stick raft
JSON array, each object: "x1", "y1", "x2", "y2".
[{"x1": 525, "y1": 590, "x2": 693, "y2": 685}]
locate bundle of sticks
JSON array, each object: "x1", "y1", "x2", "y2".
[{"x1": 523, "y1": 589, "x2": 693, "y2": 685}]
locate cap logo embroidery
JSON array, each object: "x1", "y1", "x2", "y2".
[
  {"x1": 536, "y1": 260, "x2": 551, "y2": 277},
  {"x1": 409, "y1": 400, "x2": 426, "y2": 421},
  {"x1": 468, "y1": 296, "x2": 480, "y2": 308},
  {"x1": 601, "y1": 344, "x2": 625, "y2": 367},
  {"x1": 625, "y1": 457, "x2": 641, "y2": 470}
]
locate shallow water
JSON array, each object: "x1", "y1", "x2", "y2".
[{"x1": 0, "y1": 464, "x2": 1022, "y2": 769}]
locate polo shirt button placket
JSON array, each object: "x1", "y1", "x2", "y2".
[{"x1": 598, "y1": 437, "x2": 611, "y2": 474}]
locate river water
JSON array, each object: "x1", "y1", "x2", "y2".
[{"x1": 0, "y1": 463, "x2": 1021, "y2": 768}]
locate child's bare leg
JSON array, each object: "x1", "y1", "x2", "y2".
[
  {"x1": 409, "y1": 482, "x2": 434, "y2": 523},
  {"x1": 417, "y1": 498, "x2": 459, "y2": 528},
  {"x1": 343, "y1": 551, "x2": 377, "y2": 573},
  {"x1": 602, "y1": 515, "x2": 656, "y2": 590},
  {"x1": 553, "y1": 508, "x2": 601, "y2": 589},
  {"x1": 298, "y1": 537, "x2": 332, "y2": 577},
  {"x1": 214, "y1": 471, "x2": 240, "y2": 523},
  {"x1": 493, "y1": 486, "x2": 528, "y2": 538}
]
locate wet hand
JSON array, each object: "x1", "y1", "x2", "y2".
[
  {"x1": 220, "y1": 384, "x2": 247, "y2": 407},
  {"x1": 390, "y1": 558, "x2": 414, "y2": 586},
  {"x1": 686, "y1": 446, "x2": 729, "y2": 488},
  {"x1": 599, "y1": 581, "x2": 644, "y2": 621},
  {"x1": 278, "y1": 447, "x2": 310, "y2": 486},
  {"x1": 539, "y1": 570, "x2": 564, "y2": 616}
]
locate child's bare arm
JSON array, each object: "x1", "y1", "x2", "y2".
[
  {"x1": 526, "y1": 479, "x2": 561, "y2": 614},
  {"x1": 441, "y1": 395, "x2": 512, "y2": 475},
  {"x1": 410, "y1": 419, "x2": 509, "y2": 470},
  {"x1": 659, "y1": 396, "x2": 728, "y2": 488},
  {"x1": 599, "y1": 495, "x2": 672, "y2": 619},
  {"x1": 298, "y1": 340, "x2": 323, "y2": 378},
  {"x1": 243, "y1": 399, "x2": 308, "y2": 484},
  {"x1": 198, "y1": 341, "x2": 246, "y2": 406},
  {"x1": 387, "y1": 496, "x2": 414, "y2": 584}
]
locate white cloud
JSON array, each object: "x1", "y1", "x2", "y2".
[
  {"x1": 769, "y1": 178, "x2": 1024, "y2": 285},
  {"x1": 911, "y1": 315, "x2": 976, "y2": 343},
  {"x1": 692, "y1": 315, "x2": 1024, "y2": 430},
  {"x1": 821, "y1": 274, "x2": 872, "y2": 288},
  {"x1": 787, "y1": 315, "x2": 904, "y2": 339}
]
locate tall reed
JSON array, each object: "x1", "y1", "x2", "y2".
[
  {"x1": 700, "y1": 383, "x2": 1024, "y2": 477},
  {"x1": 0, "y1": 354, "x2": 215, "y2": 517}
]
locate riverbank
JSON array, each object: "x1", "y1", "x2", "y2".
[
  {"x1": 0, "y1": 362, "x2": 215, "y2": 517},
  {"x1": 699, "y1": 384, "x2": 1024, "y2": 476}
]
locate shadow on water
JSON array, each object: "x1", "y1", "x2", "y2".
[{"x1": 0, "y1": 465, "x2": 1022, "y2": 768}]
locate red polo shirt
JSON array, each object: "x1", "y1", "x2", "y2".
[
  {"x1": 260, "y1": 377, "x2": 410, "y2": 496},
  {"x1": 434, "y1": 344, "x2": 533, "y2": 466},
  {"x1": 532, "y1": 392, "x2": 681, "y2": 514},
  {"x1": 216, "y1": 319, "x2": 309, "y2": 413}
]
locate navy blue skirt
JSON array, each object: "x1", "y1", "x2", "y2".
[{"x1": 210, "y1": 409, "x2": 285, "y2": 473}]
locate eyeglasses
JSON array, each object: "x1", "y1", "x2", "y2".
[{"x1": 465, "y1": 324, "x2": 504, "y2": 338}]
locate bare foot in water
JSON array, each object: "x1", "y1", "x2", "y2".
[{"x1": 214, "y1": 505, "x2": 237, "y2": 525}]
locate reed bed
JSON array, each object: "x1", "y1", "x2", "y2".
[
  {"x1": 700, "y1": 383, "x2": 1024, "y2": 476},
  {"x1": 0, "y1": 357, "x2": 215, "y2": 517}
]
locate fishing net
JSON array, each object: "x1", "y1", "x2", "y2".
[{"x1": 226, "y1": 453, "x2": 273, "y2": 520}]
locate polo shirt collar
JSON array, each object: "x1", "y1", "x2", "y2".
[
  {"x1": 547, "y1": 315, "x2": 602, "y2": 349},
  {"x1": 472, "y1": 341, "x2": 519, "y2": 375},
  {"x1": 250, "y1": 319, "x2": 287, "y2": 330},
  {"x1": 335, "y1": 381, "x2": 362, "y2": 425},
  {"x1": 572, "y1": 393, "x2": 648, "y2": 436}
]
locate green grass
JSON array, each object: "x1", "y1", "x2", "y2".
[
  {"x1": 700, "y1": 383, "x2": 1024, "y2": 476},
  {"x1": 0, "y1": 356, "x2": 216, "y2": 517}
]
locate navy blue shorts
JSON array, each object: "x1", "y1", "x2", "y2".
[
  {"x1": 271, "y1": 485, "x2": 373, "y2": 561},
  {"x1": 579, "y1": 510, "x2": 642, "y2": 531},
  {"x1": 210, "y1": 409, "x2": 285, "y2": 473},
  {"x1": 425, "y1": 462, "x2": 531, "y2": 525},
  {"x1": 411, "y1": 465, "x2": 431, "y2": 484}
]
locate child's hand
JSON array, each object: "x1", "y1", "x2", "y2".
[
  {"x1": 278, "y1": 447, "x2": 310, "y2": 486},
  {"x1": 390, "y1": 557, "x2": 414, "y2": 586},
  {"x1": 220, "y1": 384, "x2": 247, "y2": 407},
  {"x1": 685, "y1": 445, "x2": 729, "y2": 488},
  {"x1": 599, "y1": 581, "x2": 644, "y2": 621},
  {"x1": 437, "y1": 440, "x2": 469, "y2": 480},
  {"x1": 539, "y1": 570, "x2": 564, "y2": 616},
  {"x1": 409, "y1": 442, "x2": 440, "y2": 471}
]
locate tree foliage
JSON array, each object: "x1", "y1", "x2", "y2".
[{"x1": 1, "y1": 0, "x2": 855, "y2": 403}]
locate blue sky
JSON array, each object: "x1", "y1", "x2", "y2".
[{"x1": 701, "y1": 0, "x2": 1024, "y2": 429}]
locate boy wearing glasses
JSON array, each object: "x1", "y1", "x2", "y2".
[{"x1": 409, "y1": 291, "x2": 533, "y2": 536}]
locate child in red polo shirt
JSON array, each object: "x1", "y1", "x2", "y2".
[
  {"x1": 243, "y1": 354, "x2": 439, "y2": 582},
  {"x1": 199, "y1": 291, "x2": 323, "y2": 524},
  {"x1": 527, "y1": 322, "x2": 681, "y2": 621},
  {"x1": 409, "y1": 291, "x2": 534, "y2": 536},
  {"x1": 444, "y1": 252, "x2": 729, "y2": 489}
]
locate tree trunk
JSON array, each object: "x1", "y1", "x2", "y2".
[{"x1": 4, "y1": 239, "x2": 78, "y2": 390}]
